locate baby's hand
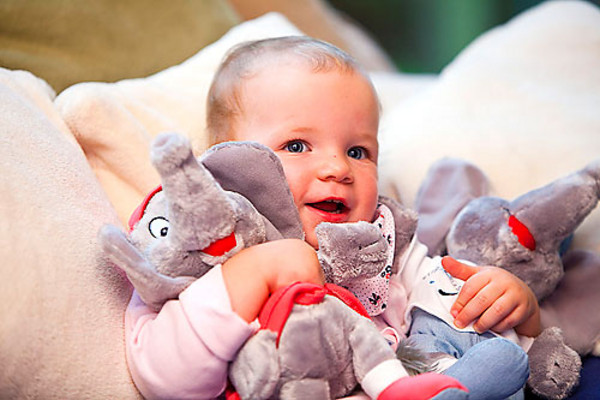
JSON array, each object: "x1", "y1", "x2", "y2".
[{"x1": 442, "y1": 256, "x2": 540, "y2": 337}]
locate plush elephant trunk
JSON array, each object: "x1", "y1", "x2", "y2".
[
  {"x1": 150, "y1": 132, "x2": 236, "y2": 252},
  {"x1": 509, "y1": 160, "x2": 600, "y2": 252}
]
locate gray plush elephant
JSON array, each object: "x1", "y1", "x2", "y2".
[
  {"x1": 99, "y1": 132, "x2": 468, "y2": 400},
  {"x1": 99, "y1": 133, "x2": 298, "y2": 311},
  {"x1": 416, "y1": 158, "x2": 600, "y2": 400}
]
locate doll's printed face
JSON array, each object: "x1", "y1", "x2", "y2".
[
  {"x1": 424, "y1": 262, "x2": 463, "y2": 297},
  {"x1": 232, "y1": 63, "x2": 380, "y2": 248}
]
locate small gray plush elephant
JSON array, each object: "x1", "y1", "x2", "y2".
[
  {"x1": 416, "y1": 158, "x2": 600, "y2": 400},
  {"x1": 99, "y1": 132, "x2": 467, "y2": 400}
]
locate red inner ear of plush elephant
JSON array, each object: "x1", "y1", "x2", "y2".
[
  {"x1": 202, "y1": 232, "x2": 237, "y2": 256},
  {"x1": 508, "y1": 215, "x2": 536, "y2": 251},
  {"x1": 128, "y1": 185, "x2": 163, "y2": 232}
]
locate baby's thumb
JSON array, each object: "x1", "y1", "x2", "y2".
[{"x1": 441, "y1": 256, "x2": 479, "y2": 281}]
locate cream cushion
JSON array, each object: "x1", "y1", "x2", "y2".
[{"x1": 0, "y1": 69, "x2": 136, "y2": 397}]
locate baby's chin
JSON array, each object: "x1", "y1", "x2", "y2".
[{"x1": 304, "y1": 231, "x2": 320, "y2": 250}]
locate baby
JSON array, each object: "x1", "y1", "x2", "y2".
[{"x1": 125, "y1": 36, "x2": 538, "y2": 399}]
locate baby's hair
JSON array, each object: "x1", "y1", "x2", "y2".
[{"x1": 206, "y1": 35, "x2": 374, "y2": 145}]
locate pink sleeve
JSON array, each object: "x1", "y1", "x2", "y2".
[{"x1": 125, "y1": 265, "x2": 255, "y2": 400}]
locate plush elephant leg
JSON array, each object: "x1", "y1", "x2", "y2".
[
  {"x1": 279, "y1": 379, "x2": 331, "y2": 400},
  {"x1": 527, "y1": 327, "x2": 581, "y2": 400},
  {"x1": 229, "y1": 330, "x2": 281, "y2": 400},
  {"x1": 348, "y1": 315, "x2": 401, "y2": 382}
]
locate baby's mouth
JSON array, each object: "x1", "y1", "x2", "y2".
[{"x1": 307, "y1": 199, "x2": 349, "y2": 214}]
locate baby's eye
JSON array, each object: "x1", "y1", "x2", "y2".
[
  {"x1": 347, "y1": 147, "x2": 366, "y2": 160},
  {"x1": 285, "y1": 140, "x2": 307, "y2": 153}
]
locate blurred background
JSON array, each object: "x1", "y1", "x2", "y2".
[
  {"x1": 328, "y1": 0, "x2": 600, "y2": 73},
  {"x1": 3, "y1": 0, "x2": 600, "y2": 92}
]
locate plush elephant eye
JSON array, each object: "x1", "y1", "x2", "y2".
[{"x1": 148, "y1": 217, "x2": 169, "y2": 238}]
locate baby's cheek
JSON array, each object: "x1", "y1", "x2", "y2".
[
  {"x1": 278, "y1": 157, "x2": 303, "y2": 191},
  {"x1": 298, "y1": 214, "x2": 319, "y2": 249},
  {"x1": 358, "y1": 186, "x2": 379, "y2": 222}
]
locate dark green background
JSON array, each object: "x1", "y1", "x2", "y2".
[{"x1": 328, "y1": 0, "x2": 600, "y2": 73}]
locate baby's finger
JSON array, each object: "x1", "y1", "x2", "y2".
[
  {"x1": 450, "y1": 271, "x2": 491, "y2": 319},
  {"x1": 442, "y1": 256, "x2": 480, "y2": 281},
  {"x1": 488, "y1": 309, "x2": 523, "y2": 334},
  {"x1": 453, "y1": 282, "x2": 503, "y2": 330},
  {"x1": 472, "y1": 294, "x2": 517, "y2": 333}
]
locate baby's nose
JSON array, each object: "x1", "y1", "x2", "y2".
[{"x1": 317, "y1": 154, "x2": 353, "y2": 183}]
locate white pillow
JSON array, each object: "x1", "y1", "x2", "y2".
[{"x1": 378, "y1": 0, "x2": 600, "y2": 252}]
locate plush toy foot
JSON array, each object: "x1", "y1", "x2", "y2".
[
  {"x1": 527, "y1": 327, "x2": 582, "y2": 400},
  {"x1": 377, "y1": 372, "x2": 468, "y2": 400}
]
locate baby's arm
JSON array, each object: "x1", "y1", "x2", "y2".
[
  {"x1": 222, "y1": 238, "x2": 324, "y2": 322},
  {"x1": 442, "y1": 257, "x2": 541, "y2": 337},
  {"x1": 125, "y1": 238, "x2": 323, "y2": 399}
]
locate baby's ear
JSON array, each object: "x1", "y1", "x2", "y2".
[
  {"x1": 201, "y1": 141, "x2": 303, "y2": 240},
  {"x1": 377, "y1": 195, "x2": 418, "y2": 263}
]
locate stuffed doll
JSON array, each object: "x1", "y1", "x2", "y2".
[
  {"x1": 99, "y1": 132, "x2": 467, "y2": 400},
  {"x1": 415, "y1": 158, "x2": 600, "y2": 400}
]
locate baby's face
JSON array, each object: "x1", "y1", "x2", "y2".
[{"x1": 232, "y1": 63, "x2": 380, "y2": 248}]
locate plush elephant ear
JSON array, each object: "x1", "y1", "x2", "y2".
[
  {"x1": 201, "y1": 141, "x2": 304, "y2": 240},
  {"x1": 414, "y1": 158, "x2": 490, "y2": 256}
]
